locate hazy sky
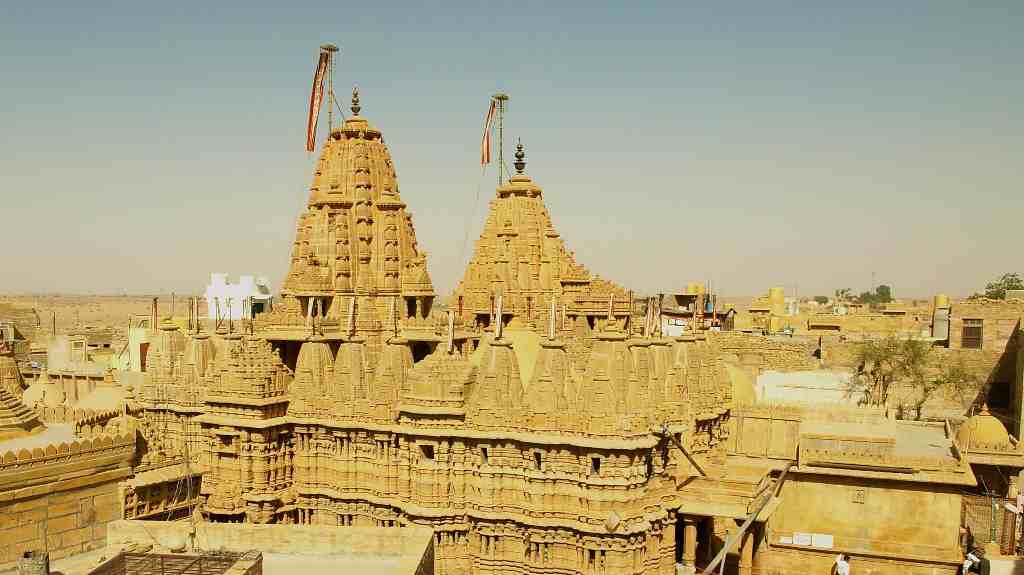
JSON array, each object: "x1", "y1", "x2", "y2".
[{"x1": 1, "y1": 2, "x2": 1021, "y2": 298}]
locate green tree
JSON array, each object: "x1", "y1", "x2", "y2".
[
  {"x1": 855, "y1": 284, "x2": 894, "y2": 306},
  {"x1": 813, "y1": 295, "x2": 830, "y2": 305},
  {"x1": 914, "y1": 360, "x2": 977, "y2": 420},
  {"x1": 875, "y1": 284, "x2": 892, "y2": 303},
  {"x1": 834, "y1": 288, "x2": 853, "y2": 302},
  {"x1": 974, "y1": 273, "x2": 1024, "y2": 300},
  {"x1": 848, "y1": 336, "x2": 980, "y2": 419},
  {"x1": 848, "y1": 336, "x2": 930, "y2": 411}
]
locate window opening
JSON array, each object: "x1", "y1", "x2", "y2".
[
  {"x1": 420, "y1": 444, "x2": 435, "y2": 460},
  {"x1": 962, "y1": 318, "x2": 983, "y2": 349}
]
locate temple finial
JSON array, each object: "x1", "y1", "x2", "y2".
[
  {"x1": 351, "y1": 86, "x2": 361, "y2": 115},
  {"x1": 514, "y1": 139, "x2": 525, "y2": 174}
]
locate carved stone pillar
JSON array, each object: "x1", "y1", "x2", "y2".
[
  {"x1": 251, "y1": 447, "x2": 268, "y2": 492},
  {"x1": 682, "y1": 517, "x2": 698, "y2": 567}
]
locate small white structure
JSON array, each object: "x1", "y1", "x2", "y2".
[{"x1": 204, "y1": 273, "x2": 272, "y2": 321}]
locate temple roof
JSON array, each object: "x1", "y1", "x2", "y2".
[
  {"x1": 0, "y1": 349, "x2": 44, "y2": 440},
  {"x1": 451, "y1": 144, "x2": 630, "y2": 331},
  {"x1": 958, "y1": 405, "x2": 1015, "y2": 453},
  {"x1": 281, "y1": 88, "x2": 434, "y2": 298}
]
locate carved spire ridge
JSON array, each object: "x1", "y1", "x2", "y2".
[
  {"x1": 351, "y1": 86, "x2": 361, "y2": 115},
  {"x1": 514, "y1": 139, "x2": 526, "y2": 174}
]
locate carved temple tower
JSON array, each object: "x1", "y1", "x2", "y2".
[
  {"x1": 258, "y1": 88, "x2": 438, "y2": 370},
  {"x1": 451, "y1": 142, "x2": 632, "y2": 337}
]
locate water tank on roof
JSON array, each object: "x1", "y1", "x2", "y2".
[{"x1": 932, "y1": 307, "x2": 950, "y2": 341}]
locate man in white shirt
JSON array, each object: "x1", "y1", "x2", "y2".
[{"x1": 834, "y1": 553, "x2": 850, "y2": 575}]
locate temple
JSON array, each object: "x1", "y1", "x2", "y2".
[{"x1": 125, "y1": 91, "x2": 741, "y2": 574}]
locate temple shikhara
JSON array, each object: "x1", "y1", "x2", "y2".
[{"x1": 3, "y1": 85, "x2": 1024, "y2": 575}]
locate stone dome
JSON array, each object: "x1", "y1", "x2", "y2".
[{"x1": 958, "y1": 405, "x2": 1013, "y2": 451}]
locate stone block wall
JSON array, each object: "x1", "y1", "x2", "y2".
[
  {"x1": 0, "y1": 475, "x2": 125, "y2": 569},
  {"x1": 947, "y1": 299, "x2": 1023, "y2": 351},
  {"x1": 727, "y1": 404, "x2": 888, "y2": 461},
  {"x1": 711, "y1": 332, "x2": 819, "y2": 374},
  {"x1": 0, "y1": 433, "x2": 135, "y2": 570},
  {"x1": 761, "y1": 474, "x2": 962, "y2": 574}
]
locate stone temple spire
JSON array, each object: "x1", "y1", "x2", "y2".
[
  {"x1": 266, "y1": 83, "x2": 435, "y2": 343},
  {"x1": 0, "y1": 344, "x2": 44, "y2": 440},
  {"x1": 451, "y1": 142, "x2": 631, "y2": 335}
]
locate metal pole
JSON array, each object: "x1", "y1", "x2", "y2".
[
  {"x1": 498, "y1": 98, "x2": 503, "y2": 186},
  {"x1": 327, "y1": 51, "x2": 333, "y2": 131},
  {"x1": 321, "y1": 44, "x2": 339, "y2": 130},
  {"x1": 493, "y1": 93, "x2": 509, "y2": 186}
]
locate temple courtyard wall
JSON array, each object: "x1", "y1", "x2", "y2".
[{"x1": 0, "y1": 431, "x2": 134, "y2": 570}]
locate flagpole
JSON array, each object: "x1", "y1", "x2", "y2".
[
  {"x1": 321, "y1": 44, "x2": 339, "y2": 132},
  {"x1": 493, "y1": 93, "x2": 509, "y2": 186}
]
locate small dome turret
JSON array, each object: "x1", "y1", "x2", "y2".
[{"x1": 958, "y1": 405, "x2": 1014, "y2": 451}]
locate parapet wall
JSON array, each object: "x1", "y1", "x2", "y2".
[
  {"x1": 711, "y1": 331, "x2": 819, "y2": 373},
  {"x1": 0, "y1": 431, "x2": 135, "y2": 569},
  {"x1": 106, "y1": 520, "x2": 434, "y2": 574},
  {"x1": 36, "y1": 405, "x2": 120, "y2": 426},
  {"x1": 73, "y1": 409, "x2": 125, "y2": 437},
  {"x1": 0, "y1": 431, "x2": 134, "y2": 488},
  {"x1": 727, "y1": 403, "x2": 890, "y2": 461}
]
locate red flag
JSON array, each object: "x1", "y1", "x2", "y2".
[
  {"x1": 306, "y1": 52, "x2": 329, "y2": 152},
  {"x1": 481, "y1": 98, "x2": 496, "y2": 165}
]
